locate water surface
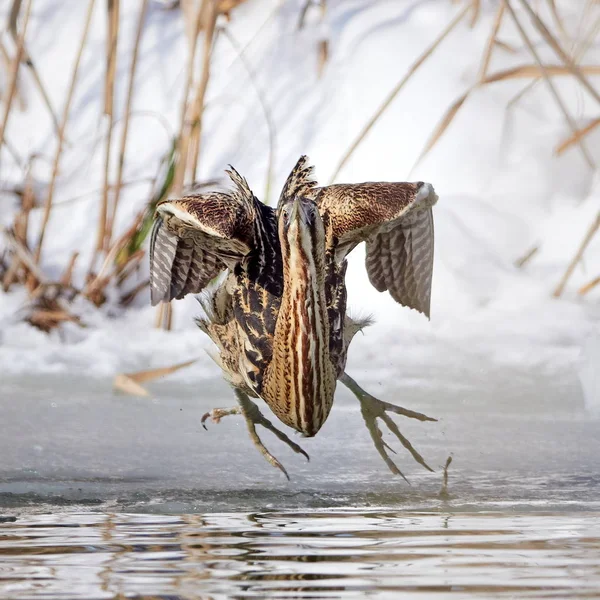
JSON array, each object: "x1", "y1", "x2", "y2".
[
  {"x1": 1, "y1": 510, "x2": 600, "y2": 599},
  {"x1": 1, "y1": 370, "x2": 599, "y2": 598}
]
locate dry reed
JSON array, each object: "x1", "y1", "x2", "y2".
[
  {"x1": 0, "y1": 38, "x2": 26, "y2": 110},
  {"x1": 410, "y1": 1, "x2": 600, "y2": 173},
  {"x1": 553, "y1": 211, "x2": 600, "y2": 297},
  {"x1": 34, "y1": 0, "x2": 97, "y2": 265},
  {"x1": 113, "y1": 358, "x2": 197, "y2": 396},
  {"x1": 579, "y1": 275, "x2": 600, "y2": 296},
  {"x1": 556, "y1": 118, "x2": 600, "y2": 155},
  {"x1": 477, "y1": 2, "x2": 505, "y2": 82},
  {"x1": 8, "y1": 0, "x2": 61, "y2": 137},
  {"x1": 328, "y1": 3, "x2": 471, "y2": 183},
  {"x1": 107, "y1": 0, "x2": 150, "y2": 247},
  {"x1": 95, "y1": 0, "x2": 121, "y2": 260},
  {"x1": 505, "y1": 1, "x2": 594, "y2": 168},
  {"x1": 0, "y1": 0, "x2": 32, "y2": 170},
  {"x1": 518, "y1": 0, "x2": 600, "y2": 106},
  {"x1": 187, "y1": 0, "x2": 218, "y2": 184}
]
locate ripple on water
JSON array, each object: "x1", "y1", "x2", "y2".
[{"x1": 1, "y1": 510, "x2": 600, "y2": 599}]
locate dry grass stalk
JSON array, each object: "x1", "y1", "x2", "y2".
[
  {"x1": 318, "y1": 39, "x2": 328, "y2": 78},
  {"x1": 578, "y1": 275, "x2": 600, "y2": 296},
  {"x1": 34, "y1": 0, "x2": 97, "y2": 265},
  {"x1": 28, "y1": 308, "x2": 80, "y2": 333},
  {"x1": 114, "y1": 357, "x2": 197, "y2": 397},
  {"x1": 297, "y1": 0, "x2": 313, "y2": 29},
  {"x1": 546, "y1": 0, "x2": 569, "y2": 46},
  {"x1": 1, "y1": 226, "x2": 48, "y2": 287},
  {"x1": 0, "y1": 38, "x2": 26, "y2": 110},
  {"x1": 117, "y1": 249, "x2": 145, "y2": 285},
  {"x1": 60, "y1": 252, "x2": 80, "y2": 289},
  {"x1": 86, "y1": 210, "x2": 145, "y2": 305},
  {"x1": 494, "y1": 38, "x2": 517, "y2": 54},
  {"x1": 411, "y1": 91, "x2": 472, "y2": 172},
  {"x1": 574, "y1": 11, "x2": 600, "y2": 63},
  {"x1": 411, "y1": 68, "x2": 600, "y2": 172},
  {"x1": 328, "y1": 3, "x2": 470, "y2": 183},
  {"x1": 553, "y1": 211, "x2": 600, "y2": 297},
  {"x1": 187, "y1": 0, "x2": 218, "y2": 184},
  {"x1": 296, "y1": 0, "x2": 328, "y2": 76},
  {"x1": 122, "y1": 358, "x2": 197, "y2": 384},
  {"x1": 483, "y1": 63, "x2": 600, "y2": 83},
  {"x1": 515, "y1": 244, "x2": 539, "y2": 268},
  {"x1": 113, "y1": 374, "x2": 150, "y2": 396},
  {"x1": 555, "y1": 117, "x2": 600, "y2": 156},
  {"x1": 2, "y1": 174, "x2": 34, "y2": 290},
  {"x1": 173, "y1": 0, "x2": 206, "y2": 195},
  {"x1": 95, "y1": 0, "x2": 121, "y2": 258},
  {"x1": 507, "y1": 77, "x2": 541, "y2": 110},
  {"x1": 8, "y1": 0, "x2": 61, "y2": 137},
  {"x1": 120, "y1": 279, "x2": 149, "y2": 306},
  {"x1": 318, "y1": 1, "x2": 328, "y2": 78},
  {"x1": 505, "y1": 0, "x2": 595, "y2": 169},
  {"x1": 3, "y1": 222, "x2": 81, "y2": 330},
  {"x1": 216, "y1": 0, "x2": 247, "y2": 18},
  {"x1": 504, "y1": 8, "x2": 600, "y2": 115},
  {"x1": 518, "y1": 0, "x2": 600, "y2": 106},
  {"x1": 1, "y1": 135, "x2": 23, "y2": 169},
  {"x1": 180, "y1": 0, "x2": 200, "y2": 48},
  {"x1": 0, "y1": 0, "x2": 32, "y2": 168},
  {"x1": 469, "y1": 0, "x2": 481, "y2": 26},
  {"x1": 155, "y1": 302, "x2": 173, "y2": 330},
  {"x1": 107, "y1": 0, "x2": 150, "y2": 248},
  {"x1": 477, "y1": 2, "x2": 505, "y2": 82}
]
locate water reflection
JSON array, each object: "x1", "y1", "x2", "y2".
[{"x1": 1, "y1": 510, "x2": 600, "y2": 598}]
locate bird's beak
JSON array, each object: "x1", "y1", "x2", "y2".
[{"x1": 289, "y1": 197, "x2": 309, "y2": 227}]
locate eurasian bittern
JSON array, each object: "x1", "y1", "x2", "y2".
[{"x1": 150, "y1": 156, "x2": 438, "y2": 479}]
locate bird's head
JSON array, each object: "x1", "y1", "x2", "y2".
[
  {"x1": 278, "y1": 195, "x2": 326, "y2": 279},
  {"x1": 276, "y1": 156, "x2": 325, "y2": 278}
]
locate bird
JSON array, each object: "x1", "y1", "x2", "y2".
[{"x1": 149, "y1": 156, "x2": 438, "y2": 480}]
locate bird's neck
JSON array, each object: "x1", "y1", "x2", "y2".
[{"x1": 262, "y1": 226, "x2": 336, "y2": 437}]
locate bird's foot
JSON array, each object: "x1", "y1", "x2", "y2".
[
  {"x1": 201, "y1": 393, "x2": 309, "y2": 480},
  {"x1": 340, "y1": 372, "x2": 436, "y2": 482},
  {"x1": 201, "y1": 406, "x2": 241, "y2": 426}
]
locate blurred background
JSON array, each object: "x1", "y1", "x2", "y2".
[{"x1": 0, "y1": 0, "x2": 599, "y2": 412}]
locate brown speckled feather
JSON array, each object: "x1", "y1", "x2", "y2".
[
  {"x1": 149, "y1": 170, "x2": 256, "y2": 306},
  {"x1": 313, "y1": 181, "x2": 438, "y2": 317}
]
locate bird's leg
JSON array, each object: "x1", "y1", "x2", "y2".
[
  {"x1": 339, "y1": 372, "x2": 436, "y2": 481},
  {"x1": 201, "y1": 389, "x2": 309, "y2": 480}
]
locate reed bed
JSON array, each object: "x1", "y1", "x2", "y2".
[{"x1": 0, "y1": 0, "x2": 598, "y2": 337}]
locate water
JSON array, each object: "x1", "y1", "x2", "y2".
[
  {"x1": 1, "y1": 511, "x2": 600, "y2": 598},
  {"x1": 1, "y1": 369, "x2": 599, "y2": 598}
]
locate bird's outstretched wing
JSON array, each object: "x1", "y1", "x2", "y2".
[
  {"x1": 315, "y1": 182, "x2": 438, "y2": 318},
  {"x1": 149, "y1": 168, "x2": 257, "y2": 306}
]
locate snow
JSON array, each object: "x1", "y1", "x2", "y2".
[{"x1": 1, "y1": 1, "x2": 599, "y2": 414}]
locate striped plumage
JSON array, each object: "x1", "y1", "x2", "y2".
[
  {"x1": 149, "y1": 156, "x2": 438, "y2": 477},
  {"x1": 261, "y1": 172, "x2": 336, "y2": 436}
]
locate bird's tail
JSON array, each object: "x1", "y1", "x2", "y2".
[{"x1": 344, "y1": 313, "x2": 375, "y2": 347}]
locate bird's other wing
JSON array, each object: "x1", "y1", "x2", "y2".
[
  {"x1": 315, "y1": 182, "x2": 438, "y2": 318},
  {"x1": 150, "y1": 169, "x2": 257, "y2": 305}
]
